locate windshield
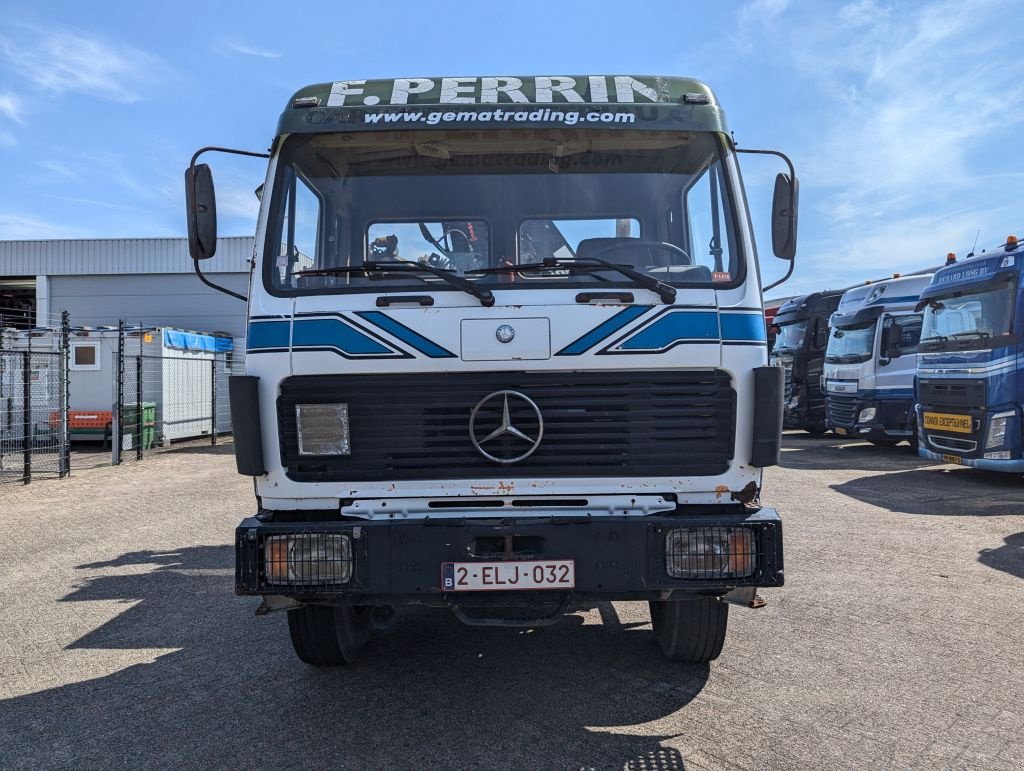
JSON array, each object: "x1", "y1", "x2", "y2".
[
  {"x1": 773, "y1": 320, "x2": 807, "y2": 352},
  {"x1": 825, "y1": 322, "x2": 875, "y2": 363},
  {"x1": 920, "y1": 283, "x2": 1015, "y2": 351},
  {"x1": 263, "y1": 129, "x2": 742, "y2": 296}
]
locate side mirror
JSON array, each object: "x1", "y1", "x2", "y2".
[
  {"x1": 185, "y1": 163, "x2": 218, "y2": 260},
  {"x1": 771, "y1": 172, "x2": 799, "y2": 260}
]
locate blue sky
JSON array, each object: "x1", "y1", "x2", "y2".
[{"x1": 1, "y1": 0, "x2": 1022, "y2": 297}]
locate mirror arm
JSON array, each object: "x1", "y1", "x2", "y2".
[
  {"x1": 193, "y1": 258, "x2": 247, "y2": 302},
  {"x1": 188, "y1": 146, "x2": 270, "y2": 303},
  {"x1": 763, "y1": 258, "x2": 795, "y2": 293},
  {"x1": 737, "y1": 147, "x2": 798, "y2": 293}
]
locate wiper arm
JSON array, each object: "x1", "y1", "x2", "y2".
[
  {"x1": 919, "y1": 334, "x2": 948, "y2": 343},
  {"x1": 469, "y1": 257, "x2": 676, "y2": 304},
  {"x1": 950, "y1": 331, "x2": 990, "y2": 339},
  {"x1": 297, "y1": 261, "x2": 495, "y2": 307}
]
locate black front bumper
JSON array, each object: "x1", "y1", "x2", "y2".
[{"x1": 235, "y1": 507, "x2": 784, "y2": 604}]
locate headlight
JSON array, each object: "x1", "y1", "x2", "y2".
[
  {"x1": 858, "y1": 407, "x2": 877, "y2": 423},
  {"x1": 665, "y1": 527, "x2": 756, "y2": 579},
  {"x1": 985, "y1": 412, "x2": 1014, "y2": 449},
  {"x1": 265, "y1": 534, "x2": 352, "y2": 585},
  {"x1": 296, "y1": 403, "x2": 351, "y2": 455}
]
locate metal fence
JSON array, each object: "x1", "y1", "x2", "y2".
[
  {"x1": 0, "y1": 314, "x2": 70, "y2": 484},
  {"x1": 1, "y1": 314, "x2": 242, "y2": 484},
  {"x1": 113, "y1": 321, "x2": 242, "y2": 464}
]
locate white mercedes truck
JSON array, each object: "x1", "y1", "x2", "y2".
[{"x1": 184, "y1": 75, "x2": 797, "y2": 665}]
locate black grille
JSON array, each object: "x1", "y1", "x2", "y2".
[
  {"x1": 918, "y1": 378, "x2": 986, "y2": 409},
  {"x1": 827, "y1": 394, "x2": 857, "y2": 428},
  {"x1": 783, "y1": 366, "x2": 794, "y2": 402},
  {"x1": 278, "y1": 370, "x2": 736, "y2": 481}
]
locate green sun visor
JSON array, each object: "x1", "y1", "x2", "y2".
[{"x1": 276, "y1": 75, "x2": 728, "y2": 137}]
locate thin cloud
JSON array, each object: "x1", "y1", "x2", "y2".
[
  {"x1": 734, "y1": 0, "x2": 1024, "y2": 288},
  {"x1": 0, "y1": 130, "x2": 15, "y2": 148},
  {"x1": 0, "y1": 24, "x2": 168, "y2": 103},
  {"x1": 0, "y1": 91, "x2": 23, "y2": 124},
  {"x1": 37, "y1": 159, "x2": 80, "y2": 180},
  {"x1": 0, "y1": 210, "x2": 83, "y2": 240},
  {"x1": 217, "y1": 37, "x2": 282, "y2": 59}
]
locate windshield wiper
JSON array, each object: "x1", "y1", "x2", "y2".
[
  {"x1": 296, "y1": 261, "x2": 495, "y2": 307},
  {"x1": 950, "y1": 331, "x2": 991, "y2": 340},
  {"x1": 919, "y1": 334, "x2": 948, "y2": 344},
  {"x1": 469, "y1": 257, "x2": 676, "y2": 304}
]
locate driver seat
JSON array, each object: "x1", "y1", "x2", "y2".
[{"x1": 575, "y1": 237, "x2": 690, "y2": 269}]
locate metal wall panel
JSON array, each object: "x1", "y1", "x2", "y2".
[
  {"x1": 0, "y1": 237, "x2": 253, "y2": 276},
  {"x1": 48, "y1": 273, "x2": 248, "y2": 342}
]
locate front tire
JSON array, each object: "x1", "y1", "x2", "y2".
[
  {"x1": 649, "y1": 598, "x2": 729, "y2": 663},
  {"x1": 287, "y1": 604, "x2": 371, "y2": 666}
]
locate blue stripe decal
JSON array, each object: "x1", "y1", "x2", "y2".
[
  {"x1": 720, "y1": 312, "x2": 768, "y2": 342},
  {"x1": 292, "y1": 318, "x2": 392, "y2": 355},
  {"x1": 356, "y1": 311, "x2": 455, "y2": 358},
  {"x1": 247, "y1": 321, "x2": 290, "y2": 351},
  {"x1": 620, "y1": 311, "x2": 720, "y2": 350},
  {"x1": 555, "y1": 305, "x2": 651, "y2": 356}
]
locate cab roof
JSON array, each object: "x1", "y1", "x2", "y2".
[{"x1": 277, "y1": 75, "x2": 728, "y2": 137}]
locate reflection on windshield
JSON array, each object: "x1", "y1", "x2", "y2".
[
  {"x1": 825, "y1": 323, "x2": 875, "y2": 362},
  {"x1": 264, "y1": 129, "x2": 742, "y2": 295},
  {"x1": 773, "y1": 321, "x2": 806, "y2": 351},
  {"x1": 921, "y1": 284, "x2": 1013, "y2": 349}
]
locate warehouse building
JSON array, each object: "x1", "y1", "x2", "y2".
[{"x1": 0, "y1": 236, "x2": 251, "y2": 338}]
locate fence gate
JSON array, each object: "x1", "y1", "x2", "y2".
[{"x1": 0, "y1": 347, "x2": 69, "y2": 484}]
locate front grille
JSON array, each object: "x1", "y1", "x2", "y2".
[
  {"x1": 783, "y1": 366, "x2": 794, "y2": 401},
  {"x1": 827, "y1": 394, "x2": 858, "y2": 428},
  {"x1": 918, "y1": 378, "x2": 986, "y2": 409},
  {"x1": 928, "y1": 435, "x2": 977, "y2": 453},
  {"x1": 278, "y1": 370, "x2": 736, "y2": 481}
]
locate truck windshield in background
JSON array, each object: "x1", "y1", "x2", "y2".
[
  {"x1": 920, "y1": 284, "x2": 1014, "y2": 351},
  {"x1": 772, "y1": 320, "x2": 806, "y2": 352},
  {"x1": 264, "y1": 130, "x2": 741, "y2": 295},
  {"x1": 826, "y1": 322, "x2": 874, "y2": 363}
]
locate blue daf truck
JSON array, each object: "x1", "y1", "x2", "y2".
[
  {"x1": 916, "y1": 237, "x2": 1024, "y2": 471},
  {"x1": 184, "y1": 75, "x2": 797, "y2": 665}
]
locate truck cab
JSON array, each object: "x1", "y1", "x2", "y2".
[
  {"x1": 769, "y1": 290, "x2": 842, "y2": 433},
  {"x1": 823, "y1": 274, "x2": 930, "y2": 446},
  {"x1": 916, "y1": 239, "x2": 1024, "y2": 471},
  {"x1": 185, "y1": 74, "x2": 798, "y2": 666}
]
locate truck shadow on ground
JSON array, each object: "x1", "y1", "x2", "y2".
[
  {"x1": 780, "y1": 435, "x2": 932, "y2": 473},
  {"x1": 1, "y1": 546, "x2": 703, "y2": 769},
  {"x1": 978, "y1": 532, "x2": 1024, "y2": 580},
  {"x1": 830, "y1": 467, "x2": 1024, "y2": 517}
]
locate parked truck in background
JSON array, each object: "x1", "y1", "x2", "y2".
[
  {"x1": 184, "y1": 74, "x2": 798, "y2": 666},
  {"x1": 823, "y1": 274, "x2": 932, "y2": 447},
  {"x1": 916, "y1": 237, "x2": 1024, "y2": 471},
  {"x1": 769, "y1": 290, "x2": 842, "y2": 434}
]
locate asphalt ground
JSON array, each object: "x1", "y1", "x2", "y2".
[{"x1": 1, "y1": 434, "x2": 1022, "y2": 769}]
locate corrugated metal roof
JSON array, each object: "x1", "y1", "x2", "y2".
[{"x1": 0, "y1": 236, "x2": 253, "y2": 276}]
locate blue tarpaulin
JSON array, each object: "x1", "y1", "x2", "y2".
[{"x1": 162, "y1": 328, "x2": 233, "y2": 352}]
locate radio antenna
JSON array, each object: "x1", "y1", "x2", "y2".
[{"x1": 967, "y1": 228, "x2": 980, "y2": 257}]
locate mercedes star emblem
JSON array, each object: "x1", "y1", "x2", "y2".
[
  {"x1": 495, "y1": 324, "x2": 515, "y2": 344},
  {"x1": 469, "y1": 390, "x2": 544, "y2": 464}
]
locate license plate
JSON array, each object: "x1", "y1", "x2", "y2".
[
  {"x1": 441, "y1": 560, "x2": 575, "y2": 592},
  {"x1": 835, "y1": 427, "x2": 848, "y2": 436},
  {"x1": 924, "y1": 412, "x2": 972, "y2": 434},
  {"x1": 942, "y1": 454, "x2": 963, "y2": 465}
]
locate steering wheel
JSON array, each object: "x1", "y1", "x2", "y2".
[{"x1": 587, "y1": 240, "x2": 691, "y2": 265}]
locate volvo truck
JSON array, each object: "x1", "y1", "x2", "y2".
[
  {"x1": 916, "y1": 238, "x2": 1024, "y2": 471},
  {"x1": 769, "y1": 290, "x2": 842, "y2": 433},
  {"x1": 822, "y1": 274, "x2": 931, "y2": 447},
  {"x1": 184, "y1": 75, "x2": 797, "y2": 665}
]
